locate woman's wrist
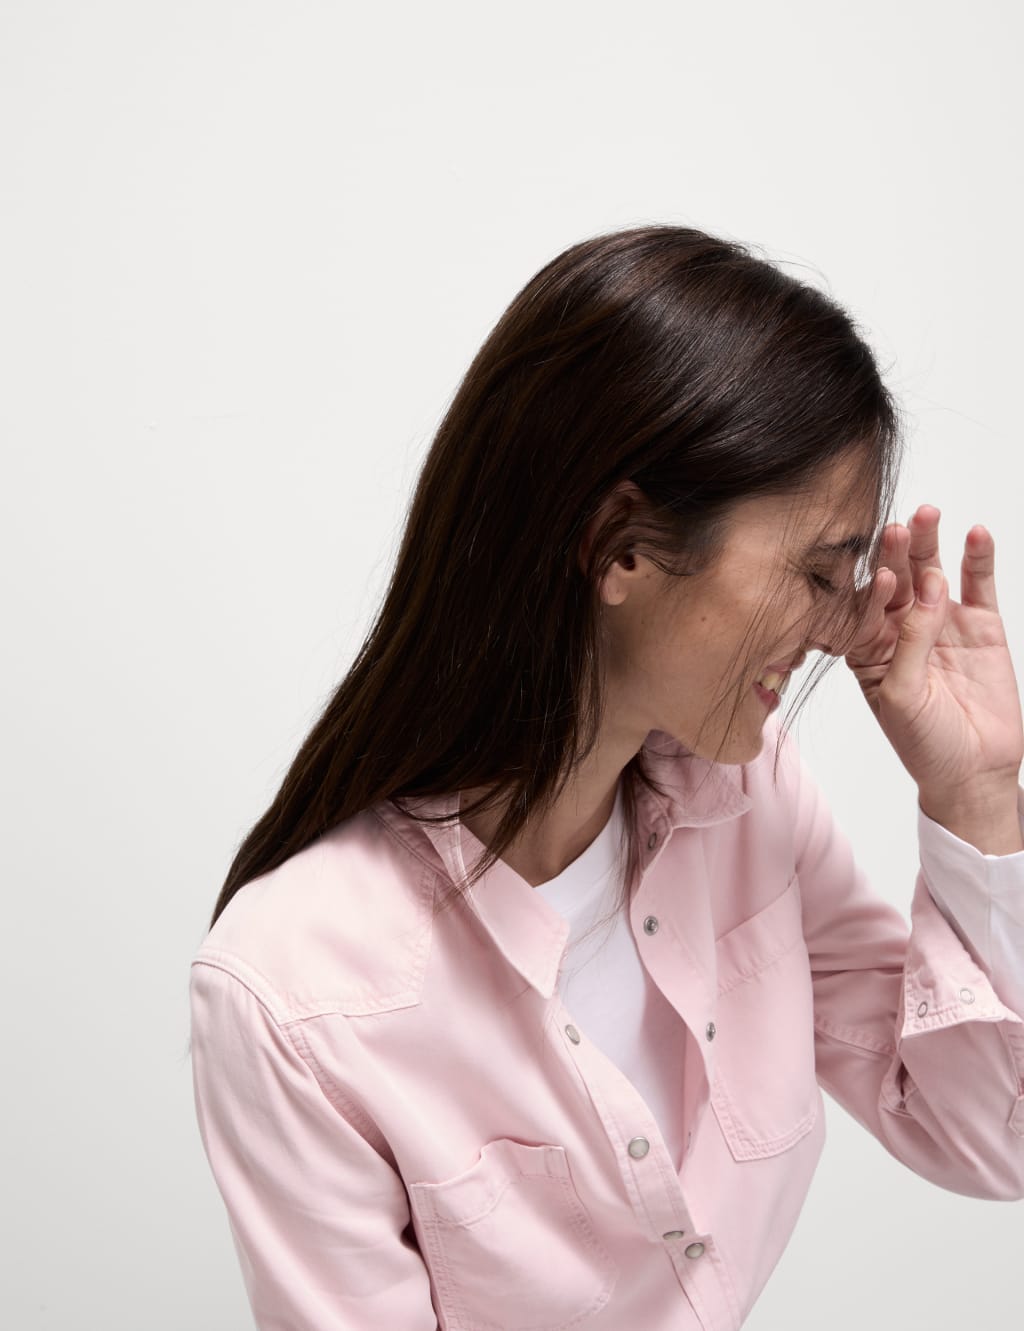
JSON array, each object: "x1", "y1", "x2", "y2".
[{"x1": 918, "y1": 783, "x2": 1024, "y2": 856}]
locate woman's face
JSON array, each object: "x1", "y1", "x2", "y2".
[{"x1": 598, "y1": 453, "x2": 876, "y2": 764}]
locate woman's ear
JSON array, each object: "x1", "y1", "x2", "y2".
[{"x1": 577, "y1": 480, "x2": 646, "y2": 578}]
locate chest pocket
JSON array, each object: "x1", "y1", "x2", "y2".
[
  {"x1": 709, "y1": 874, "x2": 820, "y2": 1161},
  {"x1": 407, "y1": 1138, "x2": 617, "y2": 1331}
]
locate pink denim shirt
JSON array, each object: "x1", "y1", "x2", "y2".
[{"x1": 189, "y1": 718, "x2": 1024, "y2": 1330}]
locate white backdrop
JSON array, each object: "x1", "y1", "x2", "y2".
[{"x1": 3, "y1": 1, "x2": 1022, "y2": 1327}]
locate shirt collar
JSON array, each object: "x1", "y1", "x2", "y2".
[{"x1": 373, "y1": 729, "x2": 752, "y2": 998}]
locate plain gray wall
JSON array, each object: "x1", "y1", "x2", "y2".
[{"x1": 3, "y1": 0, "x2": 1022, "y2": 1326}]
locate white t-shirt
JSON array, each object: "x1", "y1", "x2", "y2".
[{"x1": 534, "y1": 780, "x2": 690, "y2": 1170}]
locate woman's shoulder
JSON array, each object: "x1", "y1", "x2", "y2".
[{"x1": 191, "y1": 803, "x2": 438, "y2": 1022}]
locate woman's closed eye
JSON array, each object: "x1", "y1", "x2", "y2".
[{"x1": 808, "y1": 571, "x2": 839, "y2": 594}]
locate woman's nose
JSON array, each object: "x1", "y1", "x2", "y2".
[{"x1": 804, "y1": 590, "x2": 862, "y2": 660}]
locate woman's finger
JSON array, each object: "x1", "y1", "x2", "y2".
[
  {"x1": 847, "y1": 566, "x2": 898, "y2": 659},
  {"x1": 960, "y1": 524, "x2": 999, "y2": 612},
  {"x1": 879, "y1": 565, "x2": 949, "y2": 710},
  {"x1": 907, "y1": 505, "x2": 943, "y2": 595},
  {"x1": 880, "y1": 522, "x2": 914, "y2": 611}
]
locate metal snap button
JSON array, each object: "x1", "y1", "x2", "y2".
[
  {"x1": 662, "y1": 1229, "x2": 686, "y2": 1240},
  {"x1": 565, "y1": 1024, "x2": 581, "y2": 1044},
  {"x1": 917, "y1": 1001, "x2": 928, "y2": 1017},
  {"x1": 627, "y1": 1136, "x2": 650, "y2": 1159},
  {"x1": 685, "y1": 1242, "x2": 706, "y2": 1259},
  {"x1": 705, "y1": 1021, "x2": 716, "y2": 1042},
  {"x1": 643, "y1": 915, "x2": 659, "y2": 935},
  {"x1": 959, "y1": 987, "x2": 975, "y2": 1004},
  {"x1": 647, "y1": 832, "x2": 658, "y2": 850}
]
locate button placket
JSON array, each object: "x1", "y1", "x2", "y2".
[{"x1": 558, "y1": 982, "x2": 693, "y2": 1244}]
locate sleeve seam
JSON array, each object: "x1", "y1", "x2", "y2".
[
  {"x1": 191, "y1": 954, "x2": 287, "y2": 1023},
  {"x1": 192, "y1": 958, "x2": 391, "y2": 1157},
  {"x1": 285, "y1": 1023, "x2": 388, "y2": 1153}
]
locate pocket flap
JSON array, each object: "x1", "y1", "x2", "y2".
[{"x1": 410, "y1": 1139, "x2": 570, "y2": 1226}]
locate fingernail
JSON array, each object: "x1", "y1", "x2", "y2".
[{"x1": 920, "y1": 568, "x2": 942, "y2": 605}]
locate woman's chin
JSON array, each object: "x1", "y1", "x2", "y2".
[{"x1": 665, "y1": 722, "x2": 767, "y2": 767}]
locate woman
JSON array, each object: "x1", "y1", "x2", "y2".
[{"x1": 189, "y1": 224, "x2": 1024, "y2": 1330}]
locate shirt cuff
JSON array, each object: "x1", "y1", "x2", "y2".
[{"x1": 918, "y1": 786, "x2": 1024, "y2": 1017}]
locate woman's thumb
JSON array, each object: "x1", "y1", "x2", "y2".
[{"x1": 881, "y1": 567, "x2": 947, "y2": 707}]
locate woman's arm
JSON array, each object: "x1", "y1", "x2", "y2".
[
  {"x1": 782, "y1": 734, "x2": 1024, "y2": 1201},
  {"x1": 189, "y1": 959, "x2": 439, "y2": 1330}
]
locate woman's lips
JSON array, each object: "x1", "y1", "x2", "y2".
[
  {"x1": 753, "y1": 660, "x2": 801, "y2": 710},
  {"x1": 754, "y1": 651, "x2": 806, "y2": 698},
  {"x1": 753, "y1": 680, "x2": 783, "y2": 711}
]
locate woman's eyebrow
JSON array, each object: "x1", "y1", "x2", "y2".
[{"x1": 806, "y1": 534, "x2": 872, "y2": 557}]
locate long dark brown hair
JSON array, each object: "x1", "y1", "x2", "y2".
[{"x1": 208, "y1": 223, "x2": 903, "y2": 930}]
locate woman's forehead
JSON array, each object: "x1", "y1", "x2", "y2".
[{"x1": 726, "y1": 471, "x2": 878, "y2": 555}]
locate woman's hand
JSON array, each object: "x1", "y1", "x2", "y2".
[{"x1": 844, "y1": 505, "x2": 1024, "y2": 851}]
